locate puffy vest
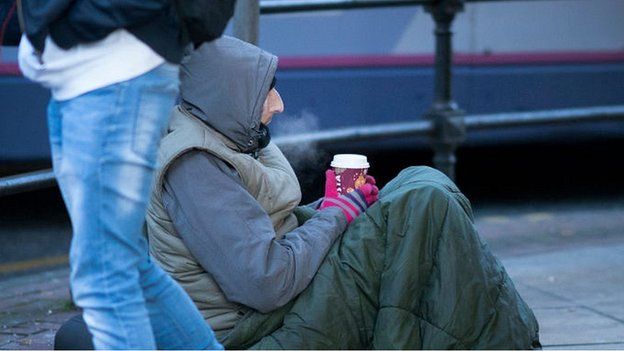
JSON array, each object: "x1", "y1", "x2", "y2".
[{"x1": 146, "y1": 106, "x2": 301, "y2": 336}]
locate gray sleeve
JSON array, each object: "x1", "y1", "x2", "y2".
[
  {"x1": 304, "y1": 198, "x2": 323, "y2": 210},
  {"x1": 162, "y1": 150, "x2": 347, "y2": 313}
]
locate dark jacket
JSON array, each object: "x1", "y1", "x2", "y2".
[{"x1": 19, "y1": 0, "x2": 235, "y2": 63}]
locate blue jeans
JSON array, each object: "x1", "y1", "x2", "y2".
[{"x1": 48, "y1": 63, "x2": 222, "y2": 350}]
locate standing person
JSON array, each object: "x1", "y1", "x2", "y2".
[{"x1": 17, "y1": 0, "x2": 234, "y2": 349}]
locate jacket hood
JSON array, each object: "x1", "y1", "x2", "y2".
[{"x1": 179, "y1": 36, "x2": 277, "y2": 153}]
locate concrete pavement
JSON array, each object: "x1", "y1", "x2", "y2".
[
  {"x1": 0, "y1": 269, "x2": 76, "y2": 349},
  {"x1": 505, "y1": 244, "x2": 624, "y2": 349}
]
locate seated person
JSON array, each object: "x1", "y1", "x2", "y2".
[{"x1": 55, "y1": 36, "x2": 540, "y2": 350}]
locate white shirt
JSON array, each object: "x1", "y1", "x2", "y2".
[{"x1": 18, "y1": 29, "x2": 165, "y2": 101}]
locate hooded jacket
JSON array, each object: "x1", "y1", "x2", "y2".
[
  {"x1": 179, "y1": 36, "x2": 276, "y2": 153},
  {"x1": 145, "y1": 36, "x2": 347, "y2": 336}
]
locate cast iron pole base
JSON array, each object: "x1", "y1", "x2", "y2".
[{"x1": 425, "y1": 0, "x2": 465, "y2": 181}]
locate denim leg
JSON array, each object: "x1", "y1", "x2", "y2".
[
  {"x1": 130, "y1": 65, "x2": 221, "y2": 350},
  {"x1": 47, "y1": 101, "x2": 72, "y2": 210},
  {"x1": 52, "y1": 63, "x2": 221, "y2": 349}
]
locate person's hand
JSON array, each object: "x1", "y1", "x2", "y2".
[
  {"x1": 359, "y1": 175, "x2": 379, "y2": 206},
  {"x1": 319, "y1": 170, "x2": 379, "y2": 223},
  {"x1": 322, "y1": 170, "x2": 379, "y2": 204},
  {"x1": 322, "y1": 169, "x2": 340, "y2": 198}
]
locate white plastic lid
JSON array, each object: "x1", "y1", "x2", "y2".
[{"x1": 330, "y1": 154, "x2": 369, "y2": 169}]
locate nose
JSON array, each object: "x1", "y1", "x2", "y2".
[{"x1": 270, "y1": 89, "x2": 284, "y2": 114}]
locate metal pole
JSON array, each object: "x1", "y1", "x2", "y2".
[
  {"x1": 234, "y1": 0, "x2": 260, "y2": 45},
  {"x1": 274, "y1": 119, "x2": 433, "y2": 146},
  {"x1": 425, "y1": 0, "x2": 465, "y2": 181},
  {"x1": 464, "y1": 105, "x2": 624, "y2": 130},
  {"x1": 260, "y1": 0, "x2": 429, "y2": 13},
  {"x1": 2, "y1": 105, "x2": 624, "y2": 197},
  {"x1": 0, "y1": 169, "x2": 56, "y2": 197},
  {"x1": 258, "y1": 0, "x2": 571, "y2": 15}
]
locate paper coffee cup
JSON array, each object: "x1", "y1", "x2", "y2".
[{"x1": 330, "y1": 154, "x2": 370, "y2": 195}]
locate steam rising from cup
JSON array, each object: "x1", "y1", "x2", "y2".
[
  {"x1": 272, "y1": 110, "x2": 326, "y2": 170},
  {"x1": 271, "y1": 111, "x2": 330, "y2": 199}
]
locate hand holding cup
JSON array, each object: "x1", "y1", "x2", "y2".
[{"x1": 319, "y1": 155, "x2": 379, "y2": 223}]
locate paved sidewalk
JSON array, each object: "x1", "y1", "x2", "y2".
[
  {"x1": 0, "y1": 269, "x2": 76, "y2": 349},
  {"x1": 1, "y1": 199, "x2": 623, "y2": 349},
  {"x1": 505, "y1": 244, "x2": 624, "y2": 349}
]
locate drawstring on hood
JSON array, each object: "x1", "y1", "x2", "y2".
[
  {"x1": 257, "y1": 122, "x2": 271, "y2": 150},
  {"x1": 179, "y1": 36, "x2": 278, "y2": 154}
]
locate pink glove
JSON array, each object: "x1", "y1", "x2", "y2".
[
  {"x1": 359, "y1": 175, "x2": 379, "y2": 205},
  {"x1": 319, "y1": 170, "x2": 379, "y2": 223}
]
